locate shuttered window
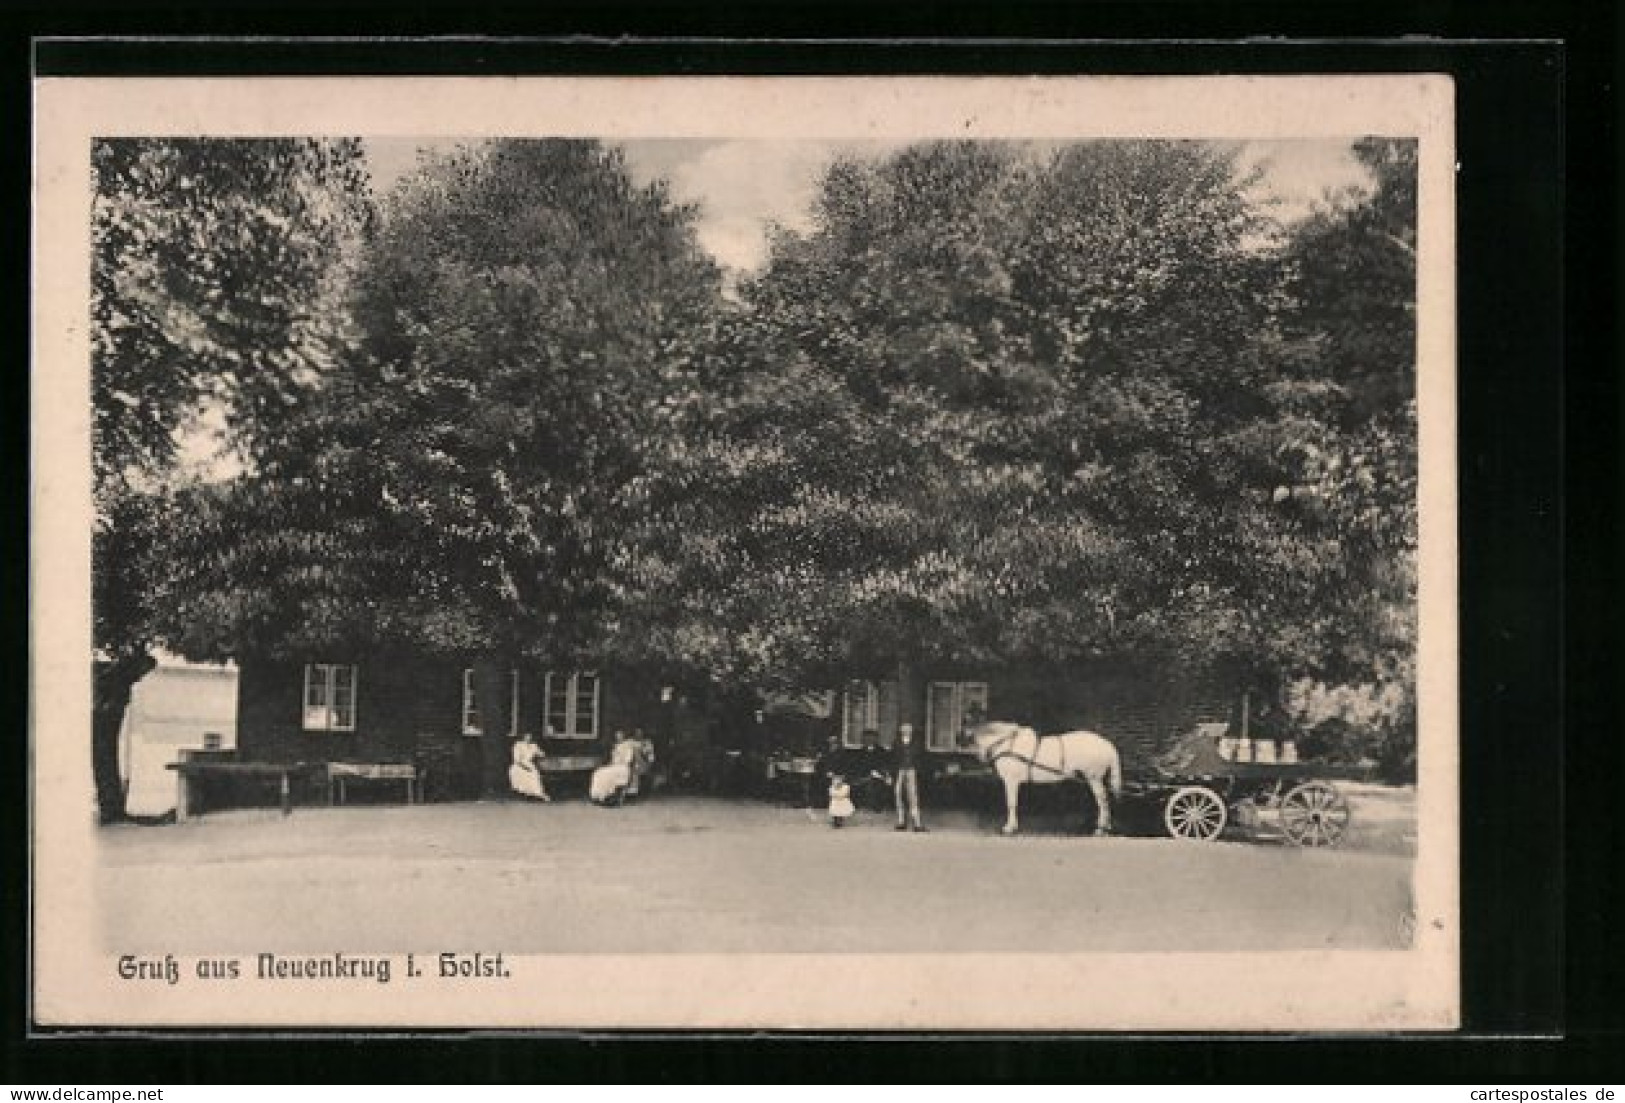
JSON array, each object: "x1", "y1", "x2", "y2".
[
  {"x1": 302, "y1": 664, "x2": 357, "y2": 733},
  {"x1": 926, "y1": 681, "x2": 989, "y2": 751},
  {"x1": 462, "y1": 669, "x2": 520, "y2": 738},
  {"x1": 841, "y1": 680, "x2": 900, "y2": 748},
  {"x1": 544, "y1": 672, "x2": 600, "y2": 739}
]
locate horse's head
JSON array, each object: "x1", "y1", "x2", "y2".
[{"x1": 967, "y1": 721, "x2": 1032, "y2": 763}]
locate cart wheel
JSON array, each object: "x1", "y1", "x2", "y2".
[
  {"x1": 1279, "y1": 781, "x2": 1350, "y2": 848},
  {"x1": 1164, "y1": 786, "x2": 1228, "y2": 841}
]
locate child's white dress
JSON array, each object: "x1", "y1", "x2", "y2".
[{"x1": 828, "y1": 782, "x2": 855, "y2": 818}]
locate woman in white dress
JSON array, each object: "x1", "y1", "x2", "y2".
[
  {"x1": 508, "y1": 733, "x2": 551, "y2": 802},
  {"x1": 590, "y1": 732, "x2": 649, "y2": 805}
]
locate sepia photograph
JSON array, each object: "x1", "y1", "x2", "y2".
[{"x1": 31, "y1": 74, "x2": 1458, "y2": 1030}]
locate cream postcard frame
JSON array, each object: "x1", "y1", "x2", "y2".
[{"x1": 31, "y1": 74, "x2": 1458, "y2": 1031}]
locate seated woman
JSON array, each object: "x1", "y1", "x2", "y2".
[
  {"x1": 507, "y1": 732, "x2": 551, "y2": 802},
  {"x1": 589, "y1": 732, "x2": 650, "y2": 805},
  {"x1": 625, "y1": 732, "x2": 656, "y2": 797}
]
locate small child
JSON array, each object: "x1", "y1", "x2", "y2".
[{"x1": 827, "y1": 773, "x2": 855, "y2": 828}]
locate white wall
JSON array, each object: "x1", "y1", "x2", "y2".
[{"x1": 120, "y1": 661, "x2": 238, "y2": 816}]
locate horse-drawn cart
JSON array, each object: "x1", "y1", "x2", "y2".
[{"x1": 1124, "y1": 723, "x2": 1352, "y2": 847}]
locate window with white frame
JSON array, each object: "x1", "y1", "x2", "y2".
[
  {"x1": 926, "y1": 681, "x2": 989, "y2": 751},
  {"x1": 462, "y1": 669, "x2": 520, "y2": 738},
  {"x1": 302, "y1": 664, "x2": 357, "y2": 732},
  {"x1": 543, "y1": 671, "x2": 600, "y2": 739},
  {"x1": 841, "y1": 680, "x2": 900, "y2": 748}
]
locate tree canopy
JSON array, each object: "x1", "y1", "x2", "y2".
[
  {"x1": 91, "y1": 138, "x2": 370, "y2": 513},
  {"x1": 92, "y1": 137, "x2": 371, "y2": 665},
  {"x1": 89, "y1": 137, "x2": 372, "y2": 820},
  {"x1": 132, "y1": 135, "x2": 1420, "y2": 778},
  {"x1": 628, "y1": 140, "x2": 1412, "y2": 710},
  {"x1": 167, "y1": 140, "x2": 723, "y2": 670},
  {"x1": 1275, "y1": 138, "x2": 1419, "y2": 773}
]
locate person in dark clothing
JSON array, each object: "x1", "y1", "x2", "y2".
[
  {"x1": 892, "y1": 723, "x2": 927, "y2": 832},
  {"x1": 849, "y1": 729, "x2": 890, "y2": 811}
]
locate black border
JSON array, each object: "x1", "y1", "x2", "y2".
[{"x1": 6, "y1": 14, "x2": 1613, "y2": 1084}]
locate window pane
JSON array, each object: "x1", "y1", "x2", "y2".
[
  {"x1": 877, "y1": 681, "x2": 900, "y2": 745},
  {"x1": 546, "y1": 673, "x2": 570, "y2": 736},
  {"x1": 573, "y1": 674, "x2": 599, "y2": 737},
  {"x1": 303, "y1": 665, "x2": 336, "y2": 731},
  {"x1": 928, "y1": 684, "x2": 957, "y2": 750},
  {"x1": 962, "y1": 683, "x2": 989, "y2": 729},
  {"x1": 462, "y1": 669, "x2": 482, "y2": 736},
  {"x1": 332, "y1": 665, "x2": 354, "y2": 690},
  {"x1": 842, "y1": 683, "x2": 862, "y2": 744}
]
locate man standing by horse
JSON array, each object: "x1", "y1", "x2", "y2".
[{"x1": 892, "y1": 723, "x2": 928, "y2": 832}]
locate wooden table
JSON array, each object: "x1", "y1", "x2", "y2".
[
  {"x1": 326, "y1": 762, "x2": 422, "y2": 805},
  {"x1": 767, "y1": 756, "x2": 820, "y2": 807},
  {"x1": 167, "y1": 762, "x2": 322, "y2": 821}
]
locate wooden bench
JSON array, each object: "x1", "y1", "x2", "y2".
[
  {"x1": 326, "y1": 762, "x2": 422, "y2": 806},
  {"x1": 167, "y1": 761, "x2": 323, "y2": 822},
  {"x1": 537, "y1": 754, "x2": 602, "y2": 774}
]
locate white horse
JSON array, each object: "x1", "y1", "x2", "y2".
[{"x1": 969, "y1": 721, "x2": 1122, "y2": 836}]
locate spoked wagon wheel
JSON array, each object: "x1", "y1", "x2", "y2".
[
  {"x1": 1164, "y1": 786, "x2": 1228, "y2": 841},
  {"x1": 1279, "y1": 781, "x2": 1350, "y2": 848}
]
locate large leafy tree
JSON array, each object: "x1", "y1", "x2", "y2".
[
  {"x1": 633, "y1": 140, "x2": 1403, "y2": 730},
  {"x1": 90, "y1": 138, "x2": 370, "y2": 822},
  {"x1": 1277, "y1": 139, "x2": 1419, "y2": 774},
  {"x1": 168, "y1": 140, "x2": 722, "y2": 791},
  {"x1": 1287, "y1": 138, "x2": 1417, "y2": 423}
]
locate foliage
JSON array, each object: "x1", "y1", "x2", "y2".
[
  {"x1": 89, "y1": 137, "x2": 371, "y2": 820},
  {"x1": 1285, "y1": 138, "x2": 1417, "y2": 424},
  {"x1": 145, "y1": 136, "x2": 1421, "y2": 781},
  {"x1": 1273, "y1": 138, "x2": 1419, "y2": 775},
  {"x1": 169, "y1": 140, "x2": 723, "y2": 673},
  {"x1": 632, "y1": 140, "x2": 1410, "y2": 700},
  {"x1": 1284, "y1": 676, "x2": 1413, "y2": 772},
  {"x1": 91, "y1": 139, "x2": 371, "y2": 513},
  {"x1": 92, "y1": 137, "x2": 371, "y2": 657}
]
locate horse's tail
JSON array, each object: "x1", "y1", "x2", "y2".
[{"x1": 1105, "y1": 746, "x2": 1122, "y2": 798}]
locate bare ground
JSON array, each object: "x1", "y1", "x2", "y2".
[{"x1": 97, "y1": 790, "x2": 1416, "y2": 954}]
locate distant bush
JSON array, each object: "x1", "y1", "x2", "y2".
[{"x1": 1286, "y1": 678, "x2": 1415, "y2": 783}]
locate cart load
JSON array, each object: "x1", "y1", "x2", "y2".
[{"x1": 1128, "y1": 723, "x2": 1351, "y2": 847}]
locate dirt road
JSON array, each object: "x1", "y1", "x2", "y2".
[{"x1": 97, "y1": 796, "x2": 1415, "y2": 954}]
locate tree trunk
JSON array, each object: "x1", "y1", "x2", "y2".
[
  {"x1": 92, "y1": 653, "x2": 156, "y2": 825},
  {"x1": 473, "y1": 658, "x2": 514, "y2": 797}
]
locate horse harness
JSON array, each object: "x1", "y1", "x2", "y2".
[{"x1": 984, "y1": 727, "x2": 1075, "y2": 784}]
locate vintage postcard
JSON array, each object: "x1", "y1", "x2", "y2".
[{"x1": 32, "y1": 72, "x2": 1457, "y2": 1030}]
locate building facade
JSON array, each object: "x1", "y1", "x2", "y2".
[
  {"x1": 820, "y1": 659, "x2": 1236, "y2": 770},
  {"x1": 234, "y1": 650, "x2": 1238, "y2": 802},
  {"x1": 236, "y1": 653, "x2": 684, "y2": 800}
]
